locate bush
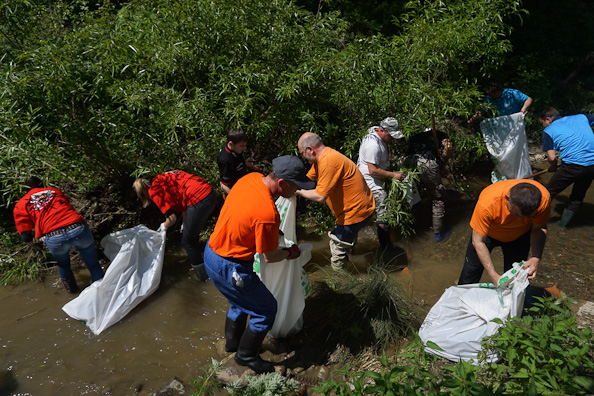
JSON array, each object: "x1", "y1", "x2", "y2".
[{"x1": 314, "y1": 295, "x2": 594, "y2": 395}]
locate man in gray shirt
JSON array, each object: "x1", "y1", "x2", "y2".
[{"x1": 357, "y1": 117, "x2": 406, "y2": 250}]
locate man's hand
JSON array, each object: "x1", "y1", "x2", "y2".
[
  {"x1": 524, "y1": 257, "x2": 540, "y2": 280},
  {"x1": 393, "y1": 171, "x2": 406, "y2": 181},
  {"x1": 283, "y1": 244, "x2": 300, "y2": 260}
]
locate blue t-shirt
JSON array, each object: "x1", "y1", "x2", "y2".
[
  {"x1": 542, "y1": 114, "x2": 594, "y2": 166},
  {"x1": 486, "y1": 88, "x2": 529, "y2": 116}
]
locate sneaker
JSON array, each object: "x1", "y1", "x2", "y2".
[{"x1": 434, "y1": 231, "x2": 450, "y2": 242}]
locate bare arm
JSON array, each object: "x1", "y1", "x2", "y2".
[
  {"x1": 246, "y1": 160, "x2": 261, "y2": 172},
  {"x1": 521, "y1": 97, "x2": 533, "y2": 114},
  {"x1": 525, "y1": 222, "x2": 547, "y2": 280},
  {"x1": 262, "y1": 244, "x2": 299, "y2": 263},
  {"x1": 296, "y1": 188, "x2": 327, "y2": 203},
  {"x1": 441, "y1": 139, "x2": 453, "y2": 161},
  {"x1": 367, "y1": 162, "x2": 405, "y2": 180},
  {"x1": 220, "y1": 182, "x2": 231, "y2": 195},
  {"x1": 547, "y1": 150, "x2": 558, "y2": 172},
  {"x1": 163, "y1": 213, "x2": 177, "y2": 229},
  {"x1": 471, "y1": 230, "x2": 501, "y2": 284}
]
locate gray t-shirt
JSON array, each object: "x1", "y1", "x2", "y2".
[{"x1": 357, "y1": 127, "x2": 389, "y2": 192}]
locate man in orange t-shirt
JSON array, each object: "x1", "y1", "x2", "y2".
[
  {"x1": 204, "y1": 155, "x2": 314, "y2": 374},
  {"x1": 458, "y1": 180, "x2": 550, "y2": 285},
  {"x1": 296, "y1": 132, "x2": 375, "y2": 270}
]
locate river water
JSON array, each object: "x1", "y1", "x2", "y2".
[{"x1": 2, "y1": 166, "x2": 593, "y2": 395}]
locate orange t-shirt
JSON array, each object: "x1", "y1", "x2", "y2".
[
  {"x1": 470, "y1": 179, "x2": 550, "y2": 242},
  {"x1": 307, "y1": 147, "x2": 375, "y2": 225},
  {"x1": 208, "y1": 172, "x2": 280, "y2": 260}
]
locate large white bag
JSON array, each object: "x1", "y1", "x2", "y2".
[
  {"x1": 481, "y1": 113, "x2": 532, "y2": 181},
  {"x1": 62, "y1": 225, "x2": 166, "y2": 335},
  {"x1": 419, "y1": 262, "x2": 529, "y2": 363},
  {"x1": 254, "y1": 196, "x2": 312, "y2": 338}
]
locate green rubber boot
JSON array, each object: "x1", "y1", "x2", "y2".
[{"x1": 559, "y1": 208, "x2": 575, "y2": 229}]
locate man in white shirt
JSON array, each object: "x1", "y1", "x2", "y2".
[{"x1": 357, "y1": 117, "x2": 406, "y2": 250}]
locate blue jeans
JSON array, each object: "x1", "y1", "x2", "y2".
[
  {"x1": 182, "y1": 189, "x2": 217, "y2": 267},
  {"x1": 203, "y1": 242, "x2": 277, "y2": 333},
  {"x1": 45, "y1": 223, "x2": 104, "y2": 282},
  {"x1": 333, "y1": 213, "x2": 374, "y2": 243}
]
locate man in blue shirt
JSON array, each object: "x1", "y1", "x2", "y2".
[
  {"x1": 485, "y1": 82, "x2": 533, "y2": 117},
  {"x1": 539, "y1": 107, "x2": 594, "y2": 228}
]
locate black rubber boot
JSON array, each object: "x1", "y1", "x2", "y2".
[
  {"x1": 377, "y1": 225, "x2": 400, "y2": 251},
  {"x1": 61, "y1": 277, "x2": 80, "y2": 294},
  {"x1": 225, "y1": 317, "x2": 247, "y2": 353},
  {"x1": 234, "y1": 327, "x2": 275, "y2": 374},
  {"x1": 377, "y1": 225, "x2": 391, "y2": 249},
  {"x1": 191, "y1": 263, "x2": 209, "y2": 282}
]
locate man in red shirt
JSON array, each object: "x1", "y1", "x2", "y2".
[
  {"x1": 204, "y1": 155, "x2": 314, "y2": 373},
  {"x1": 458, "y1": 180, "x2": 550, "y2": 285},
  {"x1": 13, "y1": 177, "x2": 104, "y2": 293}
]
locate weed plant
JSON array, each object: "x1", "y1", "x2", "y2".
[
  {"x1": 190, "y1": 359, "x2": 223, "y2": 395},
  {"x1": 227, "y1": 372, "x2": 299, "y2": 396},
  {"x1": 385, "y1": 167, "x2": 422, "y2": 238},
  {"x1": 305, "y1": 261, "x2": 417, "y2": 359},
  {"x1": 314, "y1": 295, "x2": 594, "y2": 395},
  {"x1": 479, "y1": 295, "x2": 594, "y2": 395},
  {"x1": 0, "y1": 226, "x2": 51, "y2": 285}
]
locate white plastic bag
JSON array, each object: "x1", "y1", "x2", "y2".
[
  {"x1": 481, "y1": 113, "x2": 532, "y2": 181},
  {"x1": 62, "y1": 225, "x2": 166, "y2": 335},
  {"x1": 404, "y1": 176, "x2": 422, "y2": 207},
  {"x1": 254, "y1": 196, "x2": 312, "y2": 338},
  {"x1": 418, "y1": 262, "x2": 529, "y2": 363}
]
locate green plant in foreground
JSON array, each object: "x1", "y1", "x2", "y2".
[
  {"x1": 190, "y1": 359, "x2": 223, "y2": 395},
  {"x1": 226, "y1": 372, "x2": 299, "y2": 395},
  {"x1": 315, "y1": 295, "x2": 594, "y2": 395},
  {"x1": 0, "y1": 234, "x2": 50, "y2": 285},
  {"x1": 480, "y1": 295, "x2": 594, "y2": 395}
]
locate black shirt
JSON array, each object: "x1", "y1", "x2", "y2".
[
  {"x1": 217, "y1": 143, "x2": 247, "y2": 187},
  {"x1": 408, "y1": 129, "x2": 449, "y2": 159}
]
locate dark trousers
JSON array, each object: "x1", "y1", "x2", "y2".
[
  {"x1": 181, "y1": 189, "x2": 217, "y2": 267},
  {"x1": 547, "y1": 162, "x2": 594, "y2": 213},
  {"x1": 458, "y1": 231, "x2": 530, "y2": 285}
]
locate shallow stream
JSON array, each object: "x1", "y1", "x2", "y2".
[{"x1": 2, "y1": 167, "x2": 594, "y2": 395}]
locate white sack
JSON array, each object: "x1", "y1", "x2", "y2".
[
  {"x1": 481, "y1": 113, "x2": 532, "y2": 181},
  {"x1": 419, "y1": 262, "x2": 529, "y2": 363},
  {"x1": 254, "y1": 196, "x2": 312, "y2": 338},
  {"x1": 62, "y1": 225, "x2": 166, "y2": 335}
]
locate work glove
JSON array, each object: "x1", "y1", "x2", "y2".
[{"x1": 283, "y1": 244, "x2": 300, "y2": 260}]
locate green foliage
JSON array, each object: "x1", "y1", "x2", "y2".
[
  {"x1": 309, "y1": 263, "x2": 417, "y2": 354},
  {"x1": 315, "y1": 295, "x2": 594, "y2": 395},
  {"x1": 0, "y1": 213, "x2": 51, "y2": 285},
  {"x1": 385, "y1": 168, "x2": 421, "y2": 237},
  {"x1": 296, "y1": 200, "x2": 335, "y2": 235},
  {"x1": 190, "y1": 359, "x2": 223, "y2": 395},
  {"x1": 480, "y1": 296, "x2": 594, "y2": 395},
  {"x1": 314, "y1": 336, "x2": 500, "y2": 395},
  {"x1": 227, "y1": 372, "x2": 299, "y2": 396},
  {"x1": 0, "y1": 0, "x2": 525, "y2": 207}
]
